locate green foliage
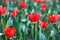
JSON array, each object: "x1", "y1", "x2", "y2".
[{"x1": 0, "y1": 0, "x2": 60, "y2": 40}]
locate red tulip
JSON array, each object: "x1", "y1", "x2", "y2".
[
  {"x1": 53, "y1": 14, "x2": 59, "y2": 21},
  {"x1": 31, "y1": 0, "x2": 35, "y2": 3},
  {"x1": 50, "y1": 0, "x2": 53, "y2": 4},
  {"x1": 54, "y1": 14, "x2": 60, "y2": 20},
  {"x1": 42, "y1": 4, "x2": 48, "y2": 8},
  {"x1": 58, "y1": 15, "x2": 60, "y2": 20},
  {"x1": 10, "y1": 12, "x2": 17, "y2": 17},
  {"x1": 40, "y1": 21, "x2": 48, "y2": 29},
  {"x1": 12, "y1": 0, "x2": 16, "y2": 2},
  {"x1": 0, "y1": 7, "x2": 6, "y2": 16},
  {"x1": 3, "y1": 0, "x2": 9, "y2": 3},
  {"x1": 10, "y1": 9, "x2": 19, "y2": 17},
  {"x1": 10, "y1": 12, "x2": 15, "y2": 17},
  {"x1": 56, "y1": 0, "x2": 58, "y2": 3},
  {"x1": 28, "y1": 13, "x2": 40, "y2": 23},
  {"x1": 48, "y1": 15, "x2": 58, "y2": 24},
  {"x1": 40, "y1": 7, "x2": 46, "y2": 12},
  {"x1": 19, "y1": 2, "x2": 26, "y2": 9},
  {"x1": 4, "y1": 27, "x2": 16, "y2": 39},
  {"x1": 14, "y1": 9, "x2": 19, "y2": 13},
  {"x1": 36, "y1": 0, "x2": 44, "y2": 5},
  {"x1": 40, "y1": 3, "x2": 48, "y2": 12}
]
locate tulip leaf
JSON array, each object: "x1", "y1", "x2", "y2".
[{"x1": 39, "y1": 31, "x2": 46, "y2": 40}]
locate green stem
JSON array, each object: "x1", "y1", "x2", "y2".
[
  {"x1": 1, "y1": 18, "x2": 5, "y2": 30},
  {"x1": 42, "y1": 30, "x2": 44, "y2": 34},
  {"x1": 53, "y1": 24, "x2": 59, "y2": 40},
  {"x1": 22, "y1": 9, "x2": 25, "y2": 16},
  {"x1": 31, "y1": 24, "x2": 35, "y2": 40},
  {"x1": 34, "y1": 24, "x2": 39, "y2": 40},
  {"x1": 48, "y1": 36, "x2": 52, "y2": 40},
  {"x1": 34, "y1": 24, "x2": 35, "y2": 40}
]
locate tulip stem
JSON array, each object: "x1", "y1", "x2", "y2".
[
  {"x1": 34, "y1": 24, "x2": 35, "y2": 40},
  {"x1": 1, "y1": 16, "x2": 5, "y2": 30},
  {"x1": 53, "y1": 24, "x2": 59, "y2": 40},
  {"x1": 42, "y1": 30, "x2": 44, "y2": 34},
  {"x1": 34, "y1": 23, "x2": 38, "y2": 40}
]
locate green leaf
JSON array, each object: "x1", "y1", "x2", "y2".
[
  {"x1": 44, "y1": 23, "x2": 53, "y2": 38},
  {"x1": 39, "y1": 31, "x2": 46, "y2": 40},
  {"x1": 6, "y1": 17, "x2": 13, "y2": 28}
]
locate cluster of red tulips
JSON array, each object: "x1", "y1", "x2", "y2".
[
  {"x1": 0, "y1": 0, "x2": 59, "y2": 40},
  {"x1": 4, "y1": 13, "x2": 60, "y2": 39},
  {"x1": 0, "y1": 0, "x2": 27, "y2": 39}
]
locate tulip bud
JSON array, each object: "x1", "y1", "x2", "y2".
[
  {"x1": 40, "y1": 21, "x2": 48, "y2": 30},
  {"x1": 19, "y1": 2, "x2": 26, "y2": 9}
]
